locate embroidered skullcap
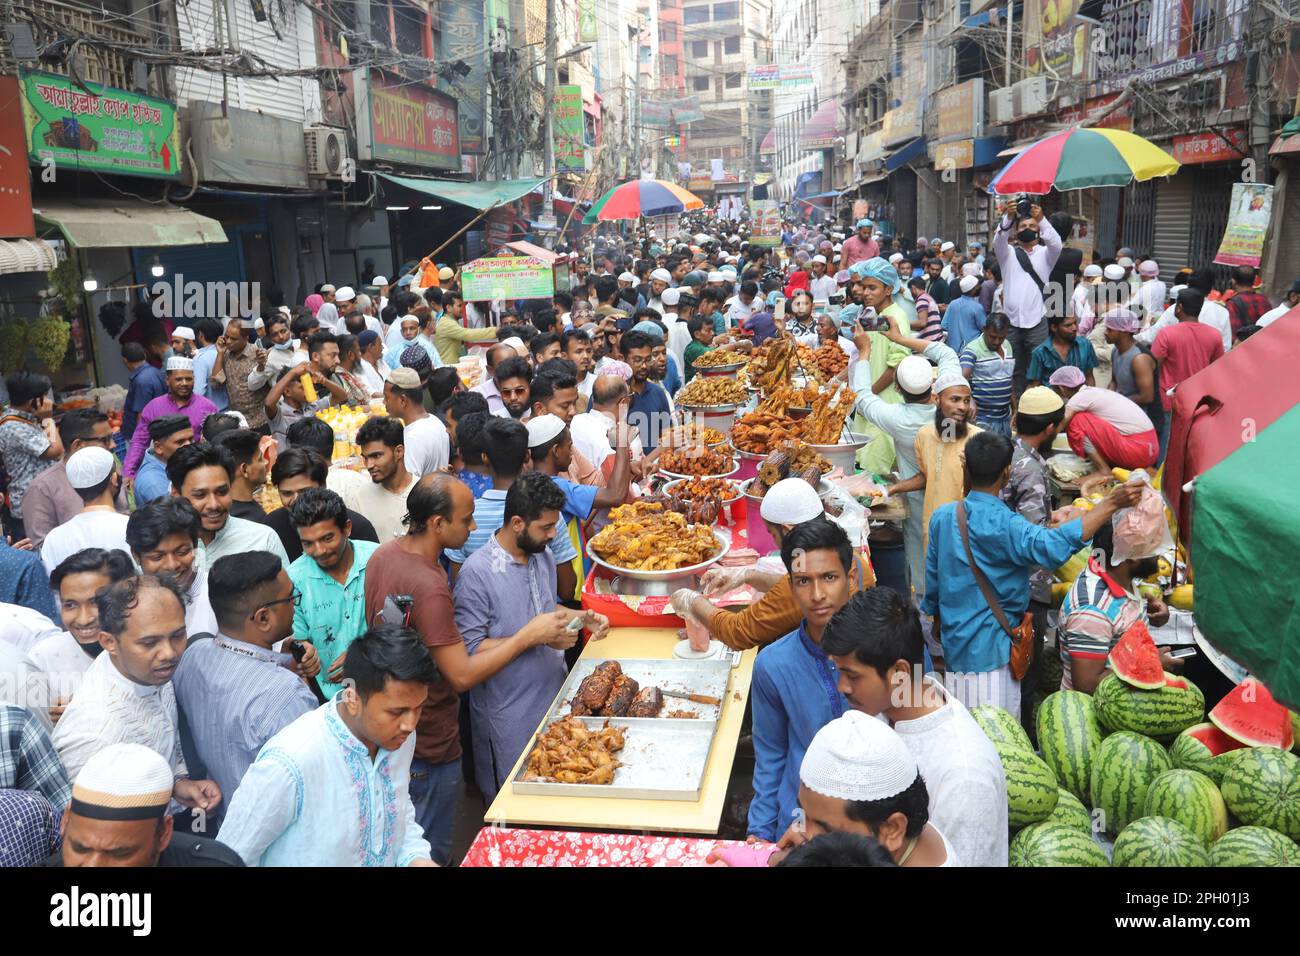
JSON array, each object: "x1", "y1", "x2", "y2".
[{"x1": 800, "y1": 712, "x2": 918, "y2": 802}]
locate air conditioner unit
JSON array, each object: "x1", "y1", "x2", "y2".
[
  {"x1": 1013, "y1": 75, "x2": 1050, "y2": 118},
  {"x1": 1182, "y1": 76, "x2": 1223, "y2": 111},
  {"x1": 304, "y1": 125, "x2": 349, "y2": 178},
  {"x1": 988, "y1": 87, "x2": 1015, "y2": 125}
]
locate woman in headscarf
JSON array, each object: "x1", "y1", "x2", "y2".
[
  {"x1": 383, "y1": 315, "x2": 422, "y2": 369},
  {"x1": 303, "y1": 293, "x2": 324, "y2": 317}
]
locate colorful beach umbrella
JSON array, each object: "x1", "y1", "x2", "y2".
[
  {"x1": 989, "y1": 128, "x2": 1180, "y2": 195},
  {"x1": 583, "y1": 179, "x2": 703, "y2": 223}
]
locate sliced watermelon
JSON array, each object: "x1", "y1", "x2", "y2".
[
  {"x1": 1184, "y1": 721, "x2": 1247, "y2": 756},
  {"x1": 1109, "y1": 621, "x2": 1164, "y2": 690},
  {"x1": 1210, "y1": 678, "x2": 1296, "y2": 750}
]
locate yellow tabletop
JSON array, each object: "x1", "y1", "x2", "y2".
[{"x1": 484, "y1": 626, "x2": 757, "y2": 835}]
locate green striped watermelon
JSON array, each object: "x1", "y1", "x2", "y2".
[
  {"x1": 971, "y1": 705, "x2": 1033, "y2": 752},
  {"x1": 1093, "y1": 672, "x2": 1204, "y2": 740},
  {"x1": 1090, "y1": 730, "x2": 1172, "y2": 835},
  {"x1": 1291, "y1": 711, "x2": 1300, "y2": 754},
  {"x1": 1009, "y1": 821, "x2": 1109, "y2": 867},
  {"x1": 1209, "y1": 826, "x2": 1300, "y2": 867},
  {"x1": 1112, "y1": 816, "x2": 1210, "y2": 867},
  {"x1": 1142, "y1": 769, "x2": 1228, "y2": 845},
  {"x1": 1219, "y1": 747, "x2": 1300, "y2": 840},
  {"x1": 1044, "y1": 788, "x2": 1093, "y2": 832},
  {"x1": 999, "y1": 745, "x2": 1059, "y2": 828},
  {"x1": 1036, "y1": 690, "x2": 1102, "y2": 804},
  {"x1": 1168, "y1": 723, "x2": 1247, "y2": 785}
]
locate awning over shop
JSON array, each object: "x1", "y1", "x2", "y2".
[
  {"x1": 759, "y1": 129, "x2": 776, "y2": 155},
  {"x1": 377, "y1": 173, "x2": 548, "y2": 211},
  {"x1": 972, "y1": 136, "x2": 1009, "y2": 167},
  {"x1": 503, "y1": 240, "x2": 560, "y2": 262},
  {"x1": 34, "y1": 200, "x2": 226, "y2": 249},
  {"x1": 884, "y1": 137, "x2": 926, "y2": 171},
  {"x1": 0, "y1": 238, "x2": 59, "y2": 275},
  {"x1": 799, "y1": 99, "x2": 844, "y2": 152}
]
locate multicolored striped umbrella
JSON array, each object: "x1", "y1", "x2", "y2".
[
  {"x1": 582, "y1": 179, "x2": 704, "y2": 223},
  {"x1": 989, "y1": 128, "x2": 1181, "y2": 195}
]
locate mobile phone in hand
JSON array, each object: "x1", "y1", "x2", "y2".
[{"x1": 1167, "y1": 646, "x2": 1197, "y2": 660}]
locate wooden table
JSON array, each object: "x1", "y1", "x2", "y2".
[{"x1": 484, "y1": 627, "x2": 758, "y2": 835}]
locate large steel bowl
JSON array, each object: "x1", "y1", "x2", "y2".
[
  {"x1": 658, "y1": 459, "x2": 741, "y2": 482},
  {"x1": 807, "y1": 432, "x2": 874, "y2": 474},
  {"x1": 585, "y1": 529, "x2": 731, "y2": 594}
]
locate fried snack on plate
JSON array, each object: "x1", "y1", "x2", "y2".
[{"x1": 588, "y1": 501, "x2": 721, "y2": 570}]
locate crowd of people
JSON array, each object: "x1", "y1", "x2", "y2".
[{"x1": 0, "y1": 197, "x2": 1289, "y2": 868}]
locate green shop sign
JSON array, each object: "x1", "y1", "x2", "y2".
[{"x1": 19, "y1": 71, "x2": 181, "y2": 178}]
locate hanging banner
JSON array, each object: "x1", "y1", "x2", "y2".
[
  {"x1": 438, "y1": 0, "x2": 487, "y2": 153},
  {"x1": 18, "y1": 70, "x2": 180, "y2": 178},
  {"x1": 669, "y1": 97, "x2": 705, "y2": 124},
  {"x1": 746, "y1": 64, "x2": 813, "y2": 90},
  {"x1": 462, "y1": 255, "x2": 556, "y2": 300},
  {"x1": 748, "y1": 199, "x2": 782, "y2": 247},
  {"x1": 578, "y1": 0, "x2": 598, "y2": 42},
  {"x1": 1214, "y1": 183, "x2": 1273, "y2": 269},
  {"x1": 641, "y1": 100, "x2": 673, "y2": 128},
  {"x1": 554, "y1": 85, "x2": 586, "y2": 173},
  {"x1": 1026, "y1": 0, "x2": 1088, "y2": 79}
]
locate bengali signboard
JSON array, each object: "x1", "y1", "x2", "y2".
[
  {"x1": 438, "y1": 0, "x2": 487, "y2": 153},
  {"x1": 641, "y1": 100, "x2": 674, "y2": 128},
  {"x1": 933, "y1": 140, "x2": 974, "y2": 170},
  {"x1": 881, "y1": 102, "x2": 923, "y2": 146},
  {"x1": 933, "y1": 79, "x2": 983, "y2": 141},
  {"x1": 1214, "y1": 183, "x2": 1272, "y2": 269},
  {"x1": 462, "y1": 255, "x2": 555, "y2": 300},
  {"x1": 359, "y1": 69, "x2": 460, "y2": 170},
  {"x1": 748, "y1": 199, "x2": 781, "y2": 247},
  {"x1": 746, "y1": 64, "x2": 814, "y2": 90},
  {"x1": 555, "y1": 85, "x2": 586, "y2": 173},
  {"x1": 18, "y1": 70, "x2": 180, "y2": 178},
  {"x1": 1170, "y1": 128, "x2": 1247, "y2": 166}
]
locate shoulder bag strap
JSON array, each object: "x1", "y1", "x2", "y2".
[
  {"x1": 1013, "y1": 246, "x2": 1046, "y2": 299},
  {"x1": 955, "y1": 501, "x2": 1014, "y2": 637}
]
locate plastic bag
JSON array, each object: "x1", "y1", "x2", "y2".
[
  {"x1": 820, "y1": 481, "x2": 871, "y2": 548},
  {"x1": 1110, "y1": 472, "x2": 1174, "y2": 564}
]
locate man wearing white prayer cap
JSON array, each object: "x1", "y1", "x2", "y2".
[
  {"x1": 648, "y1": 268, "x2": 673, "y2": 312},
  {"x1": 1133, "y1": 258, "x2": 1167, "y2": 319},
  {"x1": 39, "y1": 446, "x2": 129, "y2": 574},
  {"x1": 941, "y1": 273, "x2": 987, "y2": 354},
  {"x1": 57, "y1": 743, "x2": 243, "y2": 867},
  {"x1": 782, "y1": 711, "x2": 959, "y2": 866},
  {"x1": 168, "y1": 326, "x2": 196, "y2": 360}
]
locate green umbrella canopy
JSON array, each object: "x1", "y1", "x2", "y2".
[{"x1": 1192, "y1": 405, "x2": 1300, "y2": 709}]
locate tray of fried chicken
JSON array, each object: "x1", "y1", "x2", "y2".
[{"x1": 557, "y1": 658, "x2": 730, "y2": 722}]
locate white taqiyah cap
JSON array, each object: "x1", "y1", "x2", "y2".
[
  {"x1": 1103, "y1": 264, "x2": 1126, "y2": 281},
  {"x1": 71, "y1": 743, "x2": 174, "y2": 820},
  {"x1": 800, "y1": 711, "x2": 919, "y2": 802},
  {"x1": 65, "y1": 445, "x2": 116, "y2": 489},
  {"x1": 961, "y1": 262, "x2": 981, "y2": 277},
  {"x1": 934, "y1": 369, "x2": 970, "y2": 395},
  {"x1": 940, "y1": 241, "x2": 955, "y2": 252},
  {"x1": 895, "y1": 355, "x2": 936, "y2": 395},
  {"x1": 371, "y1": 275, "x2": 389, "y2": 286},
  {"x1": 1117, "y1": 256, "x2": 1135, "y2": 268},
  {"x1": 526, "y1": 413, "x2": 567, "y2": 448},
  {"x1": 888, "y1": 253, "x2": 904, "y2": 264},
  {"x1": 334, "y1": 286, "x2": 356, "y2": 303},
  {"x1": 320, "y1": 284, "x2": 336, "y2": 294},
  {"x1": 165, "y1": 356, "x2": 194, "y2": 372},
  {"x1": 172, "y1": 326, "x2": 195, "y2": 341},
  {"x1": 959, "y1": 274, "x2": 980, "y2": 293},
  {"x1": 618, "y1": 272, "x2": 637, "y2": 283},
  {"x1": 500, "y1": 336, "x2": 527, "y2": 355},
  {"x1": 650, "y1": 268, "x2": 672, "y2": 283},
  {"x1": 661, "y1": 288, "x2": 681, "y2": 306},
  {"x1": 1083, "y1": 264, "x2": 1104, "y2": 278},
  {"x1": 1138, "y1": 259, "x2": 1159, "y2": 276},
  {"x1": 707, "y1": 271, "x2": 726, "y2": 283},
  {"x1": 833, "y1": 243, "x2": 843, "y2": 252},
  {"x1": 759, "y1": 477, "x2": 825, "y2": 525},
  {"x1": 812, "y1": 254, "x2": 827, "y2": 264}
]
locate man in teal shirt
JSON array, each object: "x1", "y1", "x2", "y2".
[{"x1": 287, "y1": 486, "x2": 379, "y2": 688}]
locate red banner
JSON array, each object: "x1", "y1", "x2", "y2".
[
  {"x1": 365, "y1": 69, "x2": 459, "y2": 170},
  {"x1": 1170, "y1": 128, "x2": 1247, "y2": 166},
  {"x1": 0, "y1": 75, "x2": 35, "y2": 238}
]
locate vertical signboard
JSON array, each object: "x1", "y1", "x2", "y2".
[
  {"x1": 439, "y1": 0, "x2": 487, "y2": 154},
  {"x1": 0, "y1": 76, "x2": 35, "y2": 237},
  {"x1": 1215, "y1": 184, "x2": 1273, "y2": 269},
  {"x1": 555, "y1": 85, "x2": 586, "y2": 173},
  {"x1": 578, "y1": 0, "x2": 598, "y2": 42}
]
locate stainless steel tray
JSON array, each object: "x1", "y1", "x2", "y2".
[
  {"x1": 511, "y1": 716, "x2": 717, "y2": 801},
  {"x1": 547, "y1": 657, "x2": 732, "y2": 722}
]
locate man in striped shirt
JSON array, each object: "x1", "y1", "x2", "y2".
[
  {"x1": 1058, "y1": 519, "x2": 1173, "y2": 694},
  {"x1": 959, "y1": 314, "x2": 1014, "y2": 436}
]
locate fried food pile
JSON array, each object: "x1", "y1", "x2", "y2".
[
  {"x1": 569, "y1": 661, "x2": 665, "y2": 718},
  {"x1": 746, "y1": 338, "x2": 821, "y2": 391},
  {"x1": 757, "y1": 383, "x2": 823, "y2": 415},
  {"x1": 800, "y1": 385, "x2": 859, "y2": 444},
  {"x1": 658, "y1": 445, "x2": 734, "y2": 477},
  {"x1": 644, "y1": 476, "x2": 739, "y2": 525},
  {"x1": 588, "y1": 501, "x2": 722, "y2": 570},
  {"x1": 523, "y1": 716, "x2": 626, "y2": 785},
  {"x1": 660, "y1": 423, "x2": 727, "y2": 448},
  {"x1": 749, "y1": 442, "x2": 831, "y2": 497},
  {"x1": 675, "y1": 376, "x2": 748, "y2": 407},
  {"x1": 812, "y1": 341, "x2": 850, "y2": 379},
  {"x1": 731, "y1": 410, "x2": 803, "y2": 454},
  {"x1": 691, "y1": 349, "x2": 746, "y2": 369},
  {"x1": 671, "y1": 477, "x2": 741, "y2": 502}
]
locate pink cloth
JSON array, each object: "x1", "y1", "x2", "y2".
[
  {"x1": 1066, "y1": 411, "x2": 1158, "y2": 469},
  {"x1": 304, "y1": 293, "x2": 324, "y2": 316},
  {"x1": 460, "y1": 827, "x2": 756, "y2": 867},
  {"x1": 840, "y1": 234, "x2": 881, "y2": 272}
]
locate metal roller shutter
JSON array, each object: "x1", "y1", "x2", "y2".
[{"x1": 1150, "y1": 174, "x2": 1194, "y2": 283}]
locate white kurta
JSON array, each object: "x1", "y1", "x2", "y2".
[
  {"x1": 50, "y1": 650, "x2": 187, "y2": 785},
  {"x1": 186, "y1": 572, "x2": 219, "y2": 637},
  {"x1": 217, "y1": 699, "x2": 431, "y2": 867},
  {"x1": 0, "y1": 602, "x2": 63, "y2": 653},
  {"x1": 891, "y1": 677, "x2": 1010, "y2": 867},
  {"x1": 27, "y1": 630, "x2": 95, "y2": 704},
  {"x1": 40, "y1": 511, "x2": 131, "y2": 574}
]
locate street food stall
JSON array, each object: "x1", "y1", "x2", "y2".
[{"x1": 497, "y1": 240, "x2": 570, "y2": 297}]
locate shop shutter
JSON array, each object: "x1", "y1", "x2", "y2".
[
  {"x1": 1121, "y1": 178, "x2": 1157, "y2": 261},
  {"x1": 132, "y1": 230, "x2": 244, "y2": 289},
  {"x1": 1150, "y1": 174, "x2": 1194, "y2": 282},
  {"x1": 1096, "y1": 187, "x2": 1121, "y2": 259},
  {"x1": 1188, "y1": 164, "x2": 1237, "y2": 287}
]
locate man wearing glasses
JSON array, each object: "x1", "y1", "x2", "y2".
[{"x1": 173, "y1": 551, "x2": 320, "y2": 821}]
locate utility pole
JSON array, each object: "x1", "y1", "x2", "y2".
[{"x1": 542, "y1": 0, "x2": 558, "y2": 246}]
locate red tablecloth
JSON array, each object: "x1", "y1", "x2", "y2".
[{"x1": 461, "y1": 826, "x2": 751, "y2": 867}]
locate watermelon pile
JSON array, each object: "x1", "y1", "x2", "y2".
[{"x1": 970, "y1": 672, "x2": 1300, "y2": 867}]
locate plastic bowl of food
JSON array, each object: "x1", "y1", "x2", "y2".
[
  {"x1": 585, "y1": 529, "x2": 731, "y2": 592},
  {"x1": 658, "y1": 460, "x2": 741, "y2": 482},
  {"x1": 660, "y1": 477, "x2": 744, "y2": 522}
]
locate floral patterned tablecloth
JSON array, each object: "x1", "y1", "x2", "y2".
[{"x1": 461, "y1": 826, "x2": 749, "y2": 867}]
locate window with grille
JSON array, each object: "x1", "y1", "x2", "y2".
[
  {"x1": 660, "y1": 22, "x2": 677, "y2": 41},
  {"x1": 726, "y1": 72, "x2": 741, "y2": 88},
  {"x1": 724, "y1": 35, "x2": 740, "y2": 54},
  {"x1": 693, "y1": 75, "x2": 711, "y2": 91},
  {"x1": 692, "y1": 40, "x2": 710, "y2": 57},
  {"x1": 684, "y1": 4, "x2": 710, "y2": 23}
]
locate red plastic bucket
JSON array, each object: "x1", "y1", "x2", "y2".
[{"x1": 741, "y1": 483, "x2": 776, "y2": 555}]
